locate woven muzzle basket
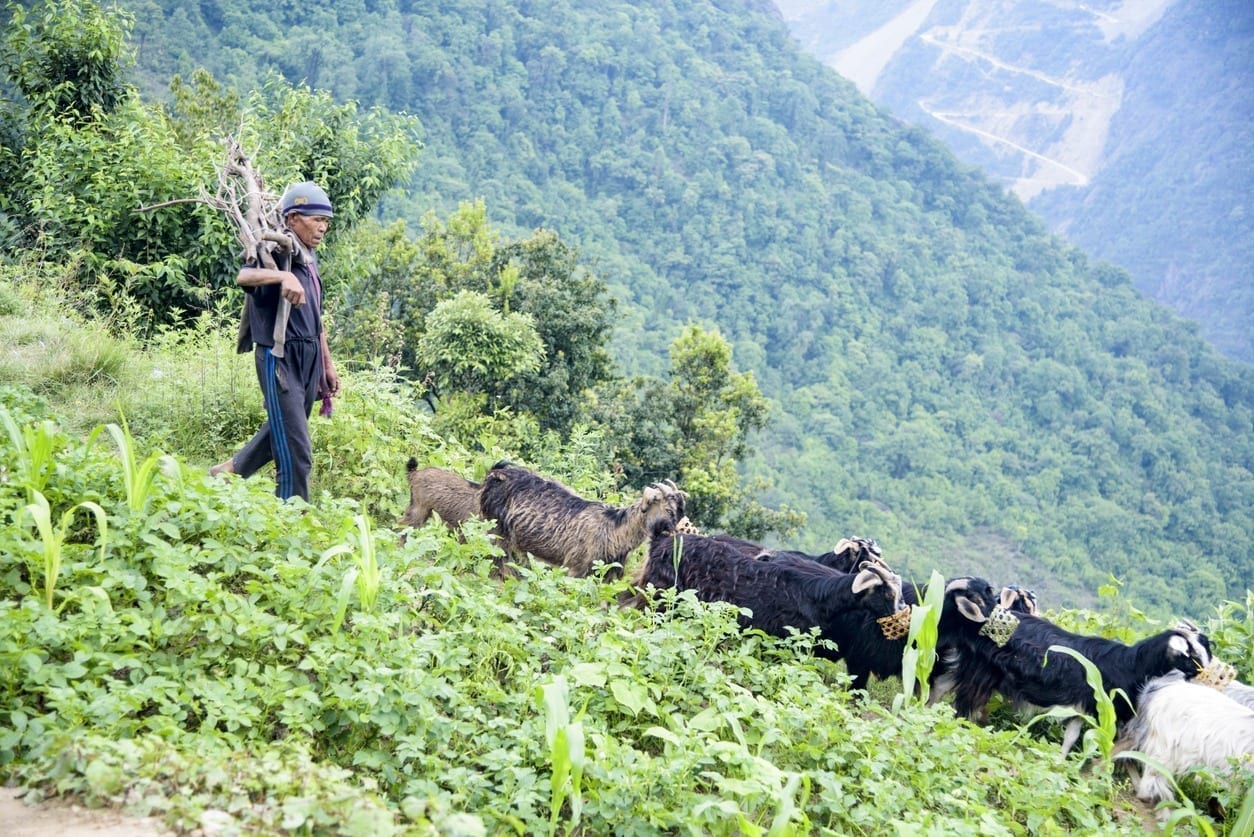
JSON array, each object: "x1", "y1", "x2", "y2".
[
  {"x1": 877, "y1": 606, "x2": 912, "y2": 640},
  {"x1": 1194, "y1": 658, "x2": 1237, "y2": 690},
  {"x1": 673, "y1": 516, "x2": 702, "y2": 535},
  {"x1": 978, "y1": 606, "x2": 1020, "y2": 647}
]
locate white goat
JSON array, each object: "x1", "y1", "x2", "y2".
[{"x1": 1113, "y1": 672, "x2": 1254, "y2": 804}]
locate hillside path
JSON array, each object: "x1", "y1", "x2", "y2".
[{"x1": 1, "y1": 786, "x2": 168, "y2": 836}]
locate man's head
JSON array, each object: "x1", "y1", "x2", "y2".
[{"x1": 279, "y1": 181, "x2": 333, "y2": 249}]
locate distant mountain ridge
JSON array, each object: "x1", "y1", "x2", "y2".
[{"x1": 776, "y1": 0, "x2": 1254, "y2": 363}]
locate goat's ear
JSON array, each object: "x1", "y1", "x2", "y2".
[
  {"x1": 998, "y1": 587, "x2": 1016, "y2": 609},
  {"x1": 641, "y1": 485, "x2": 663, "y2": 504},
  {"x1": 851, "y1": 567, "x2": 883, "y2": 595},
  {"x1": 955, "y1": 594, "x2": 988, "y2": 623}
]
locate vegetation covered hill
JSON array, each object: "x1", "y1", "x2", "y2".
[
  {"x1": 1, "y1": 280, "x2": 1251, "y2": 834},
  {"x1": 1, "y1": 2, "x2": 1252, "y2": 831},
  {"x1": 775, "y1": 0, "x2": 1254, "y2": 364},
  {"x1": 107, "y1": 0, "x2": 1253, "y2": 617}
]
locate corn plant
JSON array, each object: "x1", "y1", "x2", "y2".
[
  {"x1": 317, "y1": 513, "x2": 382, "y2": 633},
  {"x1": 757, "y1": 771, "x2": 811, "y2": 837},
  {"x1": 93, "y1": 415, "x2": 181, "y2": 512},
  {"x1": 895, "y1": 569, "x2": 945, "y2": 711},
  {"x1": 19, "y1": 489, "x2": 109, "y2": 610},
  {"x1": 1, "y1": 406, "x2": 61, "y2": 502},
  {"x1": 536, "y1": 675, "x2": 585, "y2": 836},
  {"x1": 1233, "y1": 781, "x2": 1254, "y2": 837},
  {"x1": 1037, "y1": 645, "x2": 1124, "y2": 761}
]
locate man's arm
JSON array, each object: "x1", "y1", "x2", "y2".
[
  {"x1": 238, "y1": 267, "x2": 306, "y2": 306},
  {"x1": 320, "y1": 330, "x2": 340, "y2": 396}
]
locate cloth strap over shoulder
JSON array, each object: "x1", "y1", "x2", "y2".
[{"x1": 236, "y1": 232, "x2": 297, "y2": 355}]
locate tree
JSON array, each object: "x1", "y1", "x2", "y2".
[
  {"x1": 0, "y1": 0, "x2": 131, "y2": 124},
  {"x1": 327, "y1": 201, "x2": 617, "y2": 436},
  {"x1": 0, "y1": 0, "x2": 420, "y2": 335},
  {"x1": 598, "y1": 324, "x2": 803, "y2": 540},
  {"x1": 415, "y1": 290, "x2": 545, "y2": 408},
  {"x1": 491, "y1": 229, "x2": 617, "y2": 434}
]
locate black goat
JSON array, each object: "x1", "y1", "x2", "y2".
[
  {"x1": 478, "y1": 461, "x2": 686, "y2": 580},
  {"x1": 726, "y1": 539, "x2": 1003, "y2": 693},
  {"x1": 629, "y1": 523, "x2": 908, "y2": 687},
  {"x1": 712, "y1": 534, "x2": 888, "y2": 574},
  {"x1": 998, "y1": 585, "x2": 1038, "y2": 615},
  {"x1": 840, "y1": 574, "x2": 1006, "y2": 692},
  {"x1": 944, "y1": 615, "x2": 1212, "y2": 753}
]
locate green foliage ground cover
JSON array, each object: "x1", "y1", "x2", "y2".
[{"x1": 1, "y1": 300, "x2": 1251, "y2": 833}]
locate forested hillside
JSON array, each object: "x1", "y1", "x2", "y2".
[
  {"x1": 775, "y1": 0, "x2": 1254, "y2": 364},
  {"x1": 55, "y1": 0, "x2": 1254, "y2": 614}
]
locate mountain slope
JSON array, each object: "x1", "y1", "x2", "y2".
[
  {"x1": 776, "y1": 0, "x2": 1254, "y2": 363},
  {"x1": 120, "y1": 0, "x2": 1253, "y2": 615}
]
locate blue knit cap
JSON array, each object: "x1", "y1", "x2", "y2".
[{"x1": 279, "y1": 181, "x2": 334, "y2": 217}]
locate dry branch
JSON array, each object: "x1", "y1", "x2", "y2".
[
  {"x1": 138, "y1": 137, "x2": 289, "y2": 268},
  {"x1": 138, "y1": 138, "x2": 295, "y2": 354}
]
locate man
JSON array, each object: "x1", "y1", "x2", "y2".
[{"x1": 210, "y1": 181, "x2": 340, "y2": 501}]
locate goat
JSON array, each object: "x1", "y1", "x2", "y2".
[
  {"x1": 399, "y1": 458, "x2": 482, "y2": 538},
  {"x1": 920, "y1": 581, "x2": 1035, "y2": 707},
  {"x1": 713, "y1": 533, "x2": 889, "y2": 574},
  {"x1": 1113, "y1": 671, "x2": 1254, "y2": 804},
  {"x1": 629, "y1": 523, "x2": 908, "y2": 687},
  {"x1": 838, "y1": 574, "x2": 1005, "y2": 693},
  {"x1": 478, "y1": 461, "x2": 686, "y2": 580},
  {"x1": 998, "y1": 584, "x2": 1038, "y2": 615},
  {"x1": 717, "y1": 538, "x2": 1003, "y2": 693},
  {"x1": 944, "y1": 615, "x2": 1212, "y2": 753}
]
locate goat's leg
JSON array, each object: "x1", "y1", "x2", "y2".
[{"x1": 1059, "y1": 716, "x2": 1084, "y2": 755}]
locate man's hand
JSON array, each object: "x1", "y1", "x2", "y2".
[
  {"x1": 279, "y1": 272, "x2": 306, "y2": 306},
  {"x1": 321, "y1": 332, "x2": 340, "y2": 395}
]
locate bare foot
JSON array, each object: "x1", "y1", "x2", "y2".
[{"x1": 209, "y1": 458, "x2": 236, "y2": 477}]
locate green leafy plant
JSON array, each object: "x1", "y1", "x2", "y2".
[
  {"x1": 95, "y1": 415, "x2": 181, "y2": 512},
  {"x1": 895, "y1": 570, "x2": 945, "y2": 710},
  {"x1": 536, "y1": 675, "x2": 585, "y2": 836},
  {"x1": 1233, "y1": 781, "x2": 1254, "y2": 837},
  {"x1": 0, "y1": 406, "x2": 61, "y2": 502},
  {"x1": 1206, "y1": 593, "x2": 1254, "y2": 683},
  {"x1": 17, "y1": 489, "x2": 108, "y2": 610},
  {"x1": 317, "y1": 513, "x2": 382, "y2": 633}
]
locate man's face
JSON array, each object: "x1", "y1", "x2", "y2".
[{"x1": 288, "y1": 212, "x2": 330, "y2": 249}]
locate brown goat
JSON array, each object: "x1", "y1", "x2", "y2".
[
  {"x1": 478, "y1": 460, "x2": 687, "y2": 580},
  {"x1": 400, "y1": 458, "x2": 482, "y2": 538}
]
